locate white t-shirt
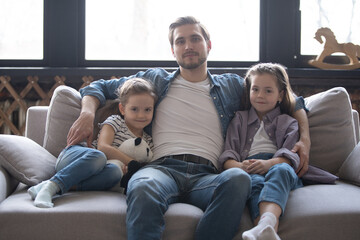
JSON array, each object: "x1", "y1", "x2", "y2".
[
  {"x1": 248, "y1": 121, "x2": 277, "y2": 157},
  {"x1": 152, "y1": 75, "x2": 223, "y2": 169}
]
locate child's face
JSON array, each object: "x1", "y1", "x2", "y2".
[
  {"x1": 249, "y1": 73, "x2": 283, "y2": 119},
  {"x1": 119, "y1": 93, "x2": 155, "y2": 135}
]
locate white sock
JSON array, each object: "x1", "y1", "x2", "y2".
[
  {"x1": 34, "y1": 181, "x2": 60, "y2": 208},
  {"x1": 28, "y1": 180, "x2": 49, "y2": 200},
  {"x1": 242, "y1": 212, "x2": 278, "y2": 240},
  {"x1": 258, "y1": 225, "x2": 281, "y2": 240}
]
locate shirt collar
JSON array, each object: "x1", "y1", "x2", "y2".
[
  {"x1": 172, "y1": 69, "x2": 216, "y2": 87},
  {"x1": 207, "y1": 70, "x2": 220, "y2": 87}
]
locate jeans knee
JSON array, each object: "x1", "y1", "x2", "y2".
[
  {"x1": 85, "y1": 150, "x2": 107, "y2": 170},
  {"x1": 126, "y1": 177, "x2": 166, "y2": 212},
  {"x1": 128, "y1": 177, "x2": 157, "y2": 199},
  {"x1": 220, "y1": 168, "x2": 251, "y2": 195},
  {"x1": 267, "y1": 163, "x2": 297, "y2": 181}
]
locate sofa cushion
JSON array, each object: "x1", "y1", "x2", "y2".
[
  {"x1": 305, "y1": 87, "x2": 357, "y2": 174},
  {"x1": 43, "y1": 86, "x2": 120, "y2": 157},
  {"x1": 338, "y1": 142, "x2": 360, "y2": 186},
  {"x1": 0, "y1": 135, "x2": 56, "y2": 186},
  {"x1": 279, "y1": 181, "x2": 360, "y2": 240},
  {"x1": 43, "y1": 85, "x2": 82, "y2": 157},
  {"x1": 0, "y1": 189, "x2": 219, "y2": 240}
]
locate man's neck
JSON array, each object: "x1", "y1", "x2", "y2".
[{"x1": 179, "y1": 65, "x2": 208, "y2": 83}]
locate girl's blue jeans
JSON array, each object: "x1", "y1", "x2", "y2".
[
  {"x1": 246, "y1": 153, "x2": 303, "y2": 220},
  {"x1": 51, "y1": 145, "x2": 122, "y2": 194},
  {"x1": 126, "y1": 157, "x2": 252, "y2": 240}
]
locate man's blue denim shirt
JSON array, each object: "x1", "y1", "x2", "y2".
[{"x1": 79, "y1": 68, "x2": 305, "y2": 139}]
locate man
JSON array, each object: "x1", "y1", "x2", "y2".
[{"x1": 67, "y1": 16, "x2": 310, "y2": 239}]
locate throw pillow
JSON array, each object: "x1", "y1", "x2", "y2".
[
  {"x1": 305, "y1": 87, "x2": 357, "y2": 174},
  {"x1": 43, "y1": 85, "x2": 120, "y2": 157},
  {"x1": 0, "y1": 135, "x2": 56, "y2": 186},
  {"x1": 338, "y1": 142, "x2": 360, "y2": 186},
  {"x1": 43, "y1": 86, "x2": 82, "y2": 157}
]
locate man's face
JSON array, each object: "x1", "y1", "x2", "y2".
[{"x1": 171, "y1": 24, "x2": 211, "y2": 70}]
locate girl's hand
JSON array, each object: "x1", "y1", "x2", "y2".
[
  {"x1": 246, "y1": 159, "x2": 272, "y2": 175},
  {"x1": 122, "y1": 164, "x2": 128, "y2": 175},
  {"x1": 223, "y1": 159, "x2": 251, "y2": 172},
  {"x1": 240, "y1": 160, "x2": 252, "y2": 172}
]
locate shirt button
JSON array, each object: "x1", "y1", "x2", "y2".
[
  {"x1": 213, "y1": 97, "x2": 217, "y2": 100},
  {"x1": 249, "y1": 138, "x2": 252, "y2": 142},
  {"x1": 220, "y1": 115, "x2": 224, "y2": 118}
]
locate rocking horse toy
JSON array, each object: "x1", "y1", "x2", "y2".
[{"x1": 308, "y1": 27, "x2": 360, "y2": 70}]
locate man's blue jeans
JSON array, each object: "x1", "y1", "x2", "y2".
[
  {"x1": 246, "y1": 153, "x2": 303, "y2": 220},
  {"x1": 126, "y1": 157, "x2": 252, "y2": 240},
  {"x1": 51, "y1": 145, "x2": 122, "y2": 194}
]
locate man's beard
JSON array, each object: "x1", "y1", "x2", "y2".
[
  {"x1": 177, "y1": 50, "x2": 208, "y2": 69},
  {"x1": 178, "y1": 56, "x2": 207, "y2": 69}
]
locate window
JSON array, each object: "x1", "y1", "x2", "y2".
[
  {"x1": 0, "y1": 0, "x2": 43, "y2": 60},
  {"x1": 85, "y1": 0, "x2": 260, "y2": 62},
  {"x1": 300, "y1": 0, "x2": 360, "y2": 56},
  {"x1": 2, "y1": 1, "x2": 358, "y2": 69}
]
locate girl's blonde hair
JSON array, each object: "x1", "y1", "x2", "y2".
[
  {"x1": 117, "y1": 78, "x2": 157, "y2": 105},
  {"x1": 244, "y1": 63, "x2": 296, "y2": 115}
]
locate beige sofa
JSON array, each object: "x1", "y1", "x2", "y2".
[{"x1": 1, "y1": 86, "x2": 360, "y2": 240}]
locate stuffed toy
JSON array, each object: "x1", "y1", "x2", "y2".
[
  {"x1": 107, "y1": 137, "x2": 153, "y2": 194},
  {"x1": 118, "y1": 137, "x2": 153, "y2": 162}
]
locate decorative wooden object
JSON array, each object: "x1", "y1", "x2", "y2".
[
  {"x1": 0, "y1": 76, "x2": 66, "y2": 135},
  {"x1": 81, "y1": 76, "x2": 94, "y2": 89},
  {"x1": 308, "y1": 27, "x2": 360, "y2": 70}
]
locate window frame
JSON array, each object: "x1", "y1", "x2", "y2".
[{"x1": 0, "y1": 0, "x2": 352, "y2": 69}]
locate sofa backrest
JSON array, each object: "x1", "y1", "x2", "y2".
[{"x1": 27, "y1": 86, "x2": 359, "y2": 175}]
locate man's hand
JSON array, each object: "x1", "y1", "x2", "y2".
[
  {"x1": 67, "y1": 95, "x2": 100, "y2": 147},
  {"x1": 292, "y1": 139, "x2": 310, "y2": 177},
  {"x1": 67, "y1": 111, "x2": 95, "y2": 147},
  {"x1": 292, "y1": 108, "x2": 311, "y2": 178}
]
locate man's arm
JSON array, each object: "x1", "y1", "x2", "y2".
[
  {"x1": 292, "y1": 108, "x2": 311, "y2": 177},
  {"x1": 67, "y1": 95, "x2": 100, "y2": 147}
]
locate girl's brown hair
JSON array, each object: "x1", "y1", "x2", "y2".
[
  {"x1": 244, "y1": 63, "x2": 296, "y2": 115},
  {"x1": 117, "y1": 78, "x2": 157, "y2": 105}
]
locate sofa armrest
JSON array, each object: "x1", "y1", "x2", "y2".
[
  {"x1": 353, "y1": 110, "x2": 359, "y2": 143},
  {"x1": 0, "y1": 165, "x2": 19, "y2": 203},
  {"x1": 25, "y1": 106, "x2": 49, "y2": 146}
]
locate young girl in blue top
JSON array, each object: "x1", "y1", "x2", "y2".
[{"x1": 219, "y1": 63, "x2": 304, "y2": 240}]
